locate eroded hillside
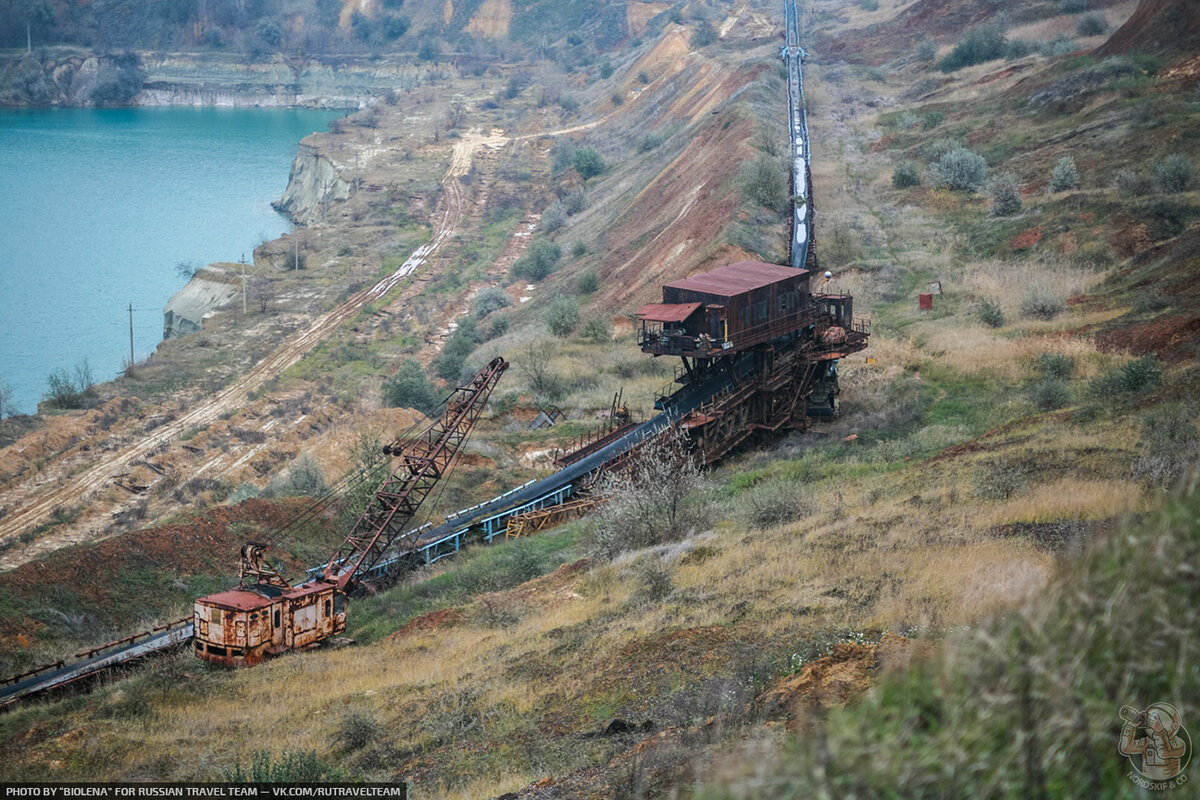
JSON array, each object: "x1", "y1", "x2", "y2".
[{"x1": 2, "y1": 0, "x2": 1199, "y2": 796}]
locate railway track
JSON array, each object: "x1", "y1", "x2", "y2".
[{"x1": 1, "y1": 0, "x2": 821, "y2": 708}]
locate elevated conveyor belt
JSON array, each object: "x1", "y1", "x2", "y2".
[{"x1": 1, "y1": 620, "x2": 193, "y2": 709}]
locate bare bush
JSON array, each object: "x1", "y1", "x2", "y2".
[{"x1": 589, "y1": 428, "x2": 710, "y2": 559}]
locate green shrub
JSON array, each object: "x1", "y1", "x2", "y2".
[
  {"x1": 1062, "y1": 0, "x2": 1086, "y2": 12},
  {"x1": 563, "y1": 186, "x2": 587, "y2": 215},
  {"x1": 434, "y1": 318, "x2": 481, "y2": 381},
  {"x1": 1049, "y1": 155, "x2": 1080, "y2": 192},
  {"x1": 545, "y1": 294, "x2": 580, "y2": 336},
  {"x1": 573, "y1": 241, "x2": 591, "y2": 260},
  {"x1": 485, "y1": 315, "x2": 509, "y2": 340},
  {"x1": 932, "y1": 147, "x2": 988, "y2": 192},
  {"x1": 1076, "y1": 12, "x2": 1107, "y2": 36},
  {"x1": 579, "y1": 316, "x2": 612, "y2": 343},
  {"x1": 988, "y1": 172, "x2": 1022, "y2": 216},
  {"x1": 599, "y1": 60, "x2": 614, "y2": 79},
  {"x1": 977, "y1": 296, "x2": 1005, "y2": 328},
  {"x1": 1088, "y1": 356, "x2": 1163, "y2": 398},
  {"x1": 1120, "y1": 356, "x2": 1163, "y2": 393},
  {"x1": 916, "y1": 39, "x2": 937, "y2": 62},
  {"x1": 1020, "y1": 285, "x2": 1065, "y2": 320},
  {"x1": 1039, "y1": 34, "x2": 1077, "y2": 56},
  {"x1": 1155, "y1": 154, "x2": 1198, "y2": 193},
  {"x1": 1031, "y1": 378, "x2": 1071, "y2": 411},
  {"x1": 512, "y1": 237, "x2": 562, "y2": 281},
  {"x1": 540, "y1": 201, "x2": 566, "y2": 232},
  {"x1": 637, "y1": 132, "x2": 665, "y2": 152},
  {"x1": 1035, "y1": 352, "x2": 1075, "y2": 379},
  {"x1": 938, "y1": 24, "x2": 1006, "y2": 72},
  {"x1": 743, "y1": 153, "x2": 789, "y2": 213},
  {"x1": 1004, "y1": 38, "x2": 1034, "y2": 59},
  {"x1": 574, "y1": 146, "x2": 606, "y2": 179},
  {"x1": 691, "y1": 20, "x2": 717, "y2": 47},
  {"x1": 859, "y1": 0, "x2": 879, "y2": 10},
  {"x1": 223, "y1": 750, "x2": 340, "y2": 782},
  {"x1": 473, "y1": 286, "x2": 512, "y2": 318},
  {"x1": 265, "y1": 453, "x2": 326, "y2": 498},
  {"x1": 1115, "y1": 168, "x2": 1155, "y2": 196},
  {"x1": 576, "y1": 268, "x2": 599, "y2": 294},
  {"x1": 922, "y1": 111, "x2": 945, "y2": 129},
  {"x1": 733, "y1": 477, "x2": 813, "y2": 529},
  {"x1": 892, "y1": 160, "x2": 922, "y2": 188},
  {"x1": 384, "y1": 358, "x2": 439, "y2": 414}
]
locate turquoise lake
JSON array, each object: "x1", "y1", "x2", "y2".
[{"x1": 0, "y1": 106, "x2": 342, "y2": 415}]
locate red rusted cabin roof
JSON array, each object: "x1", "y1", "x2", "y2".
[
  {"x1": 198, "y1": 588, "x2": 274, "y2": 611},
  {"x1": 666, "y1": 261, "x2": 808, "y2": 297},
  {"x1": 635, "y1": 301, "x2": 702, "y2": 322},
  {"x1": 198, "y1": 581, "x2": 329, "y2": 611}
]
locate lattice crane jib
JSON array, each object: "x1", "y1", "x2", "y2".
[{"x1": 322, "y1": 356, "x2": 508, "y2": 590}]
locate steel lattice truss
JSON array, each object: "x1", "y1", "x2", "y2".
[{"x1": 322, "y1": 356, "x2": 508, "y2": 590}]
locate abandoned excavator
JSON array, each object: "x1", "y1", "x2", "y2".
[{"x1": 192, "y1": 357, "x2": 508, "y2": 667}]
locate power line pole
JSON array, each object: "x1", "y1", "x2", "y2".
[
  {"x1": 240, "y1": 252, "x2": 247, "y2": 316},
  {"x1": 128, "y1": 302, "x2": 135, "y2": 368}
]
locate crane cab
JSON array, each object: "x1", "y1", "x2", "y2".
[{"x1": 193, "y1": 581, "x2": 346, "y2": 667}]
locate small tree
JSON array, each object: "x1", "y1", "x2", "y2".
[
  {"x1": 580, "y1": 316, "x2": 613, "y2": 343},
  {"x1": 892, "y1": 160, "x2": 921, "y2": 188},
  {"x1": 383, "y1": 359, "x2": 439, "y2": 415},
  {"x1": 175, "y1": 260, "x2": 199, "y2": 280},
  {"x1": 512, "y1": 237, "x2": 562, "y2": 282},
  {"x1": 1156, "y1": 154, "x2": 1198, "y2": 194},
  {"x1": 248, "y1": 275, "x2": 274, "y2": 313},
  {"x1": 517, "y1": 340, "x2": 564, "y2": 400},
  {"x1": 573, "y1": 146, "x2": 606, "y2": 180},
  {"x1": 977, "y1": 296, "x2": 1005, "y2": 328},
  {"x1": 1049, "y1": 155, "x2": 1080, "y2": 192},
  {"x1": 472, "y1": 287, "x2": 512, "y2": 318},
  {"x1": 988, "y1": 172, "x2": 1022, "y2": 216},
  {"x1": 691, "y1": 20, "x2": 717, "y2": 47},
  {"x1": 266, "y1": 453, "x2": 326, "y2": 498},
  {"x1": 1076, "y1": 13, "x2": 1107, "y2": 36},
  {"x1": 743, "y1": 153, "x2": 789, "y2": 213},
  {"x1": 0, "y1": 376, "x2": 14, "y2": 419},
  {"x1": 932, "y1": 147, "x2": 988, "y2": 192},
  {"x1": 916, "y1": 38, "x2": 937, "y2": 62},
  {"x1": 589, "y1": 426, "x2": 709, "y2": 559},
  {"x1": 545, "y1": 294, "x2": 580, "y2": 336},
  {"x1": 576, "y1": 268, "x2": 598, "y2": 293}
]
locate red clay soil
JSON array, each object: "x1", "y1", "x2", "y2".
[
  {"x1": 598, "y1": 72, "x2": 766, "y2": 310},
  {"x1": 1094, "y1": 0, "x2": 1200, "y2": 59},
  {"x1": 386, "y1": 607, "x2": 466, "y2": 640},
  {"x1": 0, "y1": 499, "x2": 300, "y2": 651}
]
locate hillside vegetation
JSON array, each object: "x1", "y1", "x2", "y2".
[{"x1": 1, "y1": 0, "x2": 1199, "y2": 796}]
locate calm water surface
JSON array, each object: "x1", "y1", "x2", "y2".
[{"x1": 0, "y1": 107, "x2": 341, "y2": 415}]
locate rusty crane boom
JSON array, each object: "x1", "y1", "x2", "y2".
[{"x1": 192, "y1": 357, "x2": 508, "y2": 667}]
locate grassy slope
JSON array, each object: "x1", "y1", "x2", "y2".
[{"x1": 2, "y1": 0, "x2": 1199, "y2": 796}]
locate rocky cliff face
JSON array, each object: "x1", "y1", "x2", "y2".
[
  {"x1": 0, "y1": 51, "x2": 434, "y2": 108},
  {"x1": 273, "y1": 142, "x2": 352, "y2": 226},
  {"x1": 162, "y1": 265, "x2": 242, "y2": 339}
]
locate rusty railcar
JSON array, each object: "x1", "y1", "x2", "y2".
[{"x1": 193, "y1": 555, "x2": 346, "y2": 667}]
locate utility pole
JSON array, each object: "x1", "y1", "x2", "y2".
[
  {"x1": 26, "y1": 23, "x2": 32, "y2": 55},
  {"x1": 240, "y1": 252, "x2": 247, "y2": 315},
  {"x1": 128, "y1": 302, "x2": 135, "y2": 368}
]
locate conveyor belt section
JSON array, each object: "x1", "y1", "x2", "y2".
[{"x1": 1, "y1": 618, "x2": 193, "y2": 709}]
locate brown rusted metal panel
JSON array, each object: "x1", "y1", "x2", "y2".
[{"x1": 193, "y1": 582, "x2": 346, "y2": 667}]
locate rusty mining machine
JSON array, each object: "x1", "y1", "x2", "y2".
[{"x1": 192, "y1": 357, "x2": 508, "y2": 667}]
